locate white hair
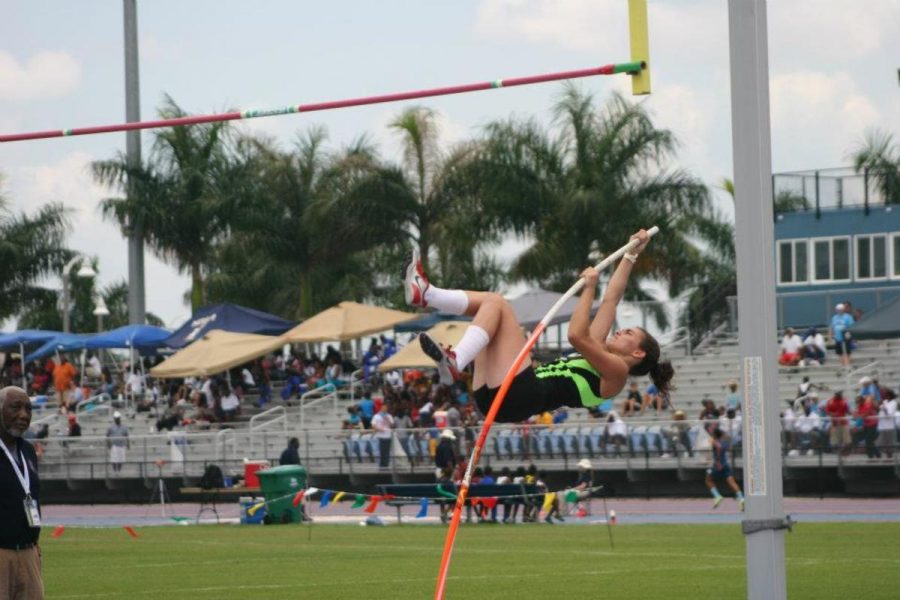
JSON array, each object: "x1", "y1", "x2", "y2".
[{"x1": 0, "y1": 386, "x2": 27, "y2": 407}]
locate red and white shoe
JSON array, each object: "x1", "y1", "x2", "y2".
[
  {"x1": 403, "y1": 248, "x2": 431, "y2": 308},
  {"x1": 418, "y1": 332, "x2": 460, "y2": 385}
]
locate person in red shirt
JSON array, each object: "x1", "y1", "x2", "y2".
[
  {"x1": 825, "y1": 391, "x2": 851, "y2": 455},
  {"x1": 854, "y1": 395, "x2": 880, "y2": 458}
]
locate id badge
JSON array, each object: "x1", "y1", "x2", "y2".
[{"x1": 24, "y1": 496, "x2": 41, "y2": 528}]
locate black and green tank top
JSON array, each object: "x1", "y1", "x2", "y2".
[{"x1": 533, "y1": 355, "x2": 611, "y2": 408}]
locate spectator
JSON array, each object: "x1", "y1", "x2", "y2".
[
  {"x1": 552, "y1": 407, "x2": 569, "y2": 425},
  {"x1": 782, "y1": 401, "x2": 797, "y2": 453},
  {"x1": 664, "y1": 410, "x2": 693, "y2": 458},
  {"x1": 106, "y1": 411, "x2": 129, "y2": 474},
  {"x1": 801, "y1": 327, "x2": 826, "y2": 366},
  {"x1": 779, "y1": 327, "x2": 803, "y2": 366},
  {"x1": 434, "y1": 429, "x2": 457, "y2": 479},
  {"x1": 358, "y1": 391, "x2": 375, "y2": 429},
  {"x1": 67, "y1": 413, "x2": 81, "y2": 437},
  {"x1": 343, "y1": 406, "x2": 362, "y2": 430},
  {"x1": 825, "y1": 391, "x2": 851, "y2": 455},
  {"x1": 538, "y1": 470, "x2": 562, "y2": 524},
  {"x1": 876, "y1": 390, "x2": 897, "y2": 459},
  {"x1": 601, "y1": 411, "x2": 627, "y2": 457},
  {"x1": 622, "y1": 381, "x2": 641, "y2": 416},
  {"x1": 125, "y1": 369, "x2": 145, "y2": 405},
  {"x1": 371, "y1": 403, "x2": 394, "y2": 469},
  {"x1": 509, "y1": 466, "x2": 528, "y2": 523},
  {"x1": 640, "y1": 382, "x2": 667, "y2": 416},
  {"x1": 280, "y1": 437, "x2": 301, "y2": 465},
  {"x1": 724, "y1": 380, "x2": 741, "y2": 412},
  {"x1": 794, "y1": 404, "x2": 821, "y2": 455},
  {"x1": 53, "y1": 355, "x2": 77, "y2": 411},
  {"x1": 68, "y1": 380, "x2": 85, "y2": 409},
  {"x1": 562, "y1": 458, "x2": 593, "y2": 517},
  {"x1": 830, "y1": 303, "x2": 855, "y2": 368},
  {"x1": 854, "y1": 394, "x2": 880, "y2": 459},
  {"x1": 859, "y1": 376, "x2": 881, "y2": 403},
  {"x1": 393, "y1": 406, "x2": 415, "y2": 465},
  {"x1": 86, "y1": 352, "x2": 102, "y2": 378},
  {"x1": 218, "y1": 389, "x2": 241, "y2": 422},
  {"x1": 718, "y1": 408, "x2": 742, "y2": 449}
]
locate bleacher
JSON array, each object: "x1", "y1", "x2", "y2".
[{"x1": 28, "y1": 335, "x2": 900, "y2": 502}]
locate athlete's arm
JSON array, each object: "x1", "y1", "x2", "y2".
[{"x1": 589, "y1": 230, "x2": 650, "y2": 340}]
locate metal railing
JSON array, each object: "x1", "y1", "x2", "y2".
[
  {"x1": 248, "y1": 406, "x2": 287, "y2": 455},
  {"x1": 773, "y1": 166, "x2": 897, "y2": 217},
  {"x1": 298, "y1": 384, "x2": 338, "y2": 429}
]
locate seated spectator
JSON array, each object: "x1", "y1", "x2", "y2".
[
  {"x1": 794, "y1": 404, "x2": 821, "y2": 455},
  {"x1": 357, "y1": 390, "x2": 375, "y2": 429},
  {"x1": 280, "y1": 437, "x2": 301, "y2": 465},
  {"x1": 724, "y1": 380, "x2": 741, "y2": 412},
  {"x1": 68, "y1": 380, "x2": 86, "y2": 409},
  {"x1": 343, "y1": 406, "x2": 362, "y2": 429},
  {"x1": 825, "y1": 391, "x2": 851, "y2": 455},
  {"x1": 602, "y1": 411, "x2": 628, "y2": 457},
  {"x1": 718, "y1": 408, "x2": 742, "y2": 449},
  {"x1": 641, "y1": 382, "x2": 669, "y2": 416},
  {"x1": 67, "y1": 413, "x2": 82, "y2": 437},
  {"x1": 779, "y1": 327, "x2": 803, "y2": 366},
  {"x1": 664, "y1": 410, "x2": 693, "y2": 458},
  {"x1": 218, "y1": 389, "x2": 241, "y2": 422},
  {"x1": 800, "y1": 327, "x2": 826, "y2": 366},
  {"x1": 622, "y1": 381, "x2": 641, "y2": 416},
  {"x1": 552, "y1": 407, "x2": 569, "y2": 425}
]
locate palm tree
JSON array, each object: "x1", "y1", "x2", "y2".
[
  {"x1": 475, "y1": 87, "x2": 711, "y2": 327},
  {"x1": 0, "y1": 175, "x2": 73, "y2": 322},
  {"x1": 92, "y1": 95, "x2": 238, "y2": 311},
  {"x1": 851, "y1": 129, "x2": 900, "y2": 204},
  {"x1": 206, "y1": 129, "x2": 407, "y2": 318}
]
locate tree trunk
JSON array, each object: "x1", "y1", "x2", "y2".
[
  {"x1": 298, "y1": 271, "x2": 313, "y2": 319},
  {"x1": 191, "y1": 262, "x2": 204, "y2": 312}
]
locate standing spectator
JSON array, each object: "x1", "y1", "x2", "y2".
[
  {"x1": 86, "y1": 352, "x2": 102, "y2": 378},
  {"x1": 0, "y1": 386, "x2": 44, "y2": 599},
  {"x1": 859, "y1": 376, "x2": 882, "y2": 403},
  {"x1": 622, "y1": 381, "x2": 641, "y2": 416},
  {"x1": 718, "y1": 408, "x2": 743, "y2": 449},
  {"x1": 876, "y1": 390, "x2": 897, "y2": 459},
  {"x1": 106, "y1": 411, "x2": 130, "y2": 474},
  {"x1": 53, "y1": 355, "x2": 77, "y2": 412},
  {"x1": 854, "y1": 394, "x2": 880, "y2": 459},
  {"x1": 434, "y1": 429, "x2": 457, "y2": 479},
  {"x1": 125, "y1": 369, "x2": 145, "y2": 406},
  {"x1": 801, "y1": 327, "x2": 826, "y2": 366},
  {"x1": 724, "y1": 380, "x2": 741, "y2": 412},
  {"x1": 830, "y1": 303, "x2": 855, "y2": 368},
  {"x1": 279, "y1": 437, "x2": 301, "y2": 465},
  {"x1": 393, "y1": 407, "x2": 415, "y2": 465},
  {"x1": 357, "y1": 391, "x2": 375, "y2": 429},
  {"x1": 779, "y1": 327, "x2": 803, "y2": 366},
  {"x1": 825, "y1": 391, "x2": 852, "y2": 455},
  {"x1": 782, "y1": 402, "x2": 798, "y2": 454},
  {"x1": 371, "y1": 403, "x2": 394, "y2": 469}
]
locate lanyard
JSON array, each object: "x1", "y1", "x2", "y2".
[{"x1": 0, "y1": 438, "x2": 31, "y2": 496}]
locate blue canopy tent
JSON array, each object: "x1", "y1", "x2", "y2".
[
  {"x1": 164, "y1": 303, "x2": 296, "y2": 349},
  {"x1": 24, "y1": 333, "x2": 92, "y2": 363},
  {"x1": 85, "y1": 324, "x2": 171, "y2": 353},
  {"x1": 0, "y1": 330, "x2": 62, "y2": 387}
]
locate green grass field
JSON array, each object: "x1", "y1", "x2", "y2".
[{"x1": 45, "y1": 522, "x2": 899, "y2": 599}]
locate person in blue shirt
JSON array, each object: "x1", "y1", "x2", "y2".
[
  {"x1": 830, "y1": 303, "x2": 855, "y2": 368},
  {"x1": 357, "y1": 392, "x2": 375, "y2": 430},
  {"x1": 705, "y1": 427, "x2": 744, "y2": 510}
]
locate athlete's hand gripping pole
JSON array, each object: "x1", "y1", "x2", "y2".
[{"x1": 434, "y1": 226, "x2": 659, "y2": 599}]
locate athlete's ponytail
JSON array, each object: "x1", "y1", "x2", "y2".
[{"x1": 628, "y1": 328, "x2": 674, "y2": 396}]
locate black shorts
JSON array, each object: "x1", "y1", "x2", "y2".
[
  {"x1": 474, "y1": 367, "x2": 555, "y2": 423},
  {"x1": 835, "y1": 340, "x2": 851, "y2": 355}
]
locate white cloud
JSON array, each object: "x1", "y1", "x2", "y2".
[
  {"x1": 770, "y1": 71, "x2": 882, "y2": 169},
  {"x1": 0, "y1": 50, "x2": 81, "y2": 102}
]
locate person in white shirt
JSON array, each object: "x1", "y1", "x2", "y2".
[
  {"x1": 794, "y1": 404, "x2": 821, "y2": 455},
  {"x1": 602, "y1": 411, "x2": 628, "y2": 457},
  {"x1": 219, "y1": 391, "x2": 241, "y2": 421},
  {"x1": 779, "y1": 327, "x2": 803, "y2": 366},
  {"x1": 782, "y1": 404, "x2": 798, "y2": 455},
  {"x1": 877, "y1": 393, "x2": 897, "y2": 459},
  {"x1": 371, "y1": 404, "x2": 394, "y2": 469},
  {"x1": 800, "y1": 327, "x2": 826, "y2": 366},
  {"x1": 717, "y1": 408, "x2": 743, "y2": 445},
  {"x1": 86, "y1": 353, "x2": 102, "y2": 378}
]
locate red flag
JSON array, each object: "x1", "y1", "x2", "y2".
[
  {"x1": 123, "y1": 526, "x2": 139, "y2": 538},
  {"x1": 51, "y1": 526, "x2": 65, "y2": 538},
  {"x1": 364, "y1": 495, "x2": 383, "y2": 513},
  {"x1": 292, "y1": 491, "x2": 306, "y2": 507}
]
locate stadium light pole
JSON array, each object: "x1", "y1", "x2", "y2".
[
  {"x1": 124, "y1": 0, "x2": 146, "y2": 325},
  {"x1": 62, "y1": 257, "x2": 97, "y2": 333},
  {"x1": 727, "y1": 1, "x2": 788, "y2": 599}
]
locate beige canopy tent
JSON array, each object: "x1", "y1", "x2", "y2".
[
  {"x1": 283, "y1": 301, "x2": 417, "y2": 343},
  {"x1": 378, "y1": 321, "x2": 470, "y2": 371},
  {"x1": 150, "y1": 330, "x2": 284, "y2": 378}
]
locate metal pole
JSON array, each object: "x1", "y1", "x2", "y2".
[
  {"x1": 124, "y1": 0, "x2": 146, "y2": 325},
  {"x1": 62, "y1": 271, "x2": 71, "y2": 333},
  {"x1": 727, "y1": 2, "x2": 787, "y2": 599}
]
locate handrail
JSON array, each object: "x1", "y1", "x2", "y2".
[
  {"x1": 349, "y1": 369, "x2": 365, "y2": 403},
  {"x1": 249, "y1": 406, "x2": 287, "y2": 455},
  {"x1": 216, "y1": 428, "x2": 237, "y2": 463},
  {"x1": 298, "y1": 384, "x2": 338, "y2": 429},
  {"x1": 844, "y1": 360, "x2": 880, "y2": 390},
  {"x1": 75, "y1": 393, "x2": 113, "y2": 417}
]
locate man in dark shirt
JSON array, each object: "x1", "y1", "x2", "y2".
[
  {"x1": 279, "y1": 437, "x2": 301, "y2": 466},
  {"x1": 0, "y1": 386, "x2": 44, "y2": 599}
]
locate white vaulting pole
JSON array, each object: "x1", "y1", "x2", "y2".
[{"x1": 727, "y1": 1, "x2": 788, "y2": 599}]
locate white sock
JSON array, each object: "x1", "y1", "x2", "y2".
[
  {"x1": 453, "y1": 325, "x2": 490, "y2": 370},
  {"x1": 424, "y1": 285, "x2": 469, "y2": 315}
]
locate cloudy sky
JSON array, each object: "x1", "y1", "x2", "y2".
[{"x1": 2, "y1": 0, "x2": 898, "y2": 328}]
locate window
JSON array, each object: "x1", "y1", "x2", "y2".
[
  {"x1": 893, "y1": 234, "x2": 900, "y2": 279},
  {"x1": 856, "y1": 234, "x2": 887, "y2": 280},
  {"x1": 777, "y1": 239, "x2": 808, "y2": 285},
  {"x1": 811, "y1": 236, "x2": 851, "y2": 283}
]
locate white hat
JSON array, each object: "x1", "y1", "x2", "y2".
[
  {"x1": 113, "y1": 411, "x2": 122, "y2": 419},
  {"x1": 859, "y1": 376, "x2": 872, "y2": 385},
  {"x1": 577, "y1": 458, "x2": 592, "y2": 470},
  {"x1": 835, "y1": 303, "x2": 846, "y2": 311},
  {"x1": 440, "y1": 429, "x2": 456, "y2": 440}
]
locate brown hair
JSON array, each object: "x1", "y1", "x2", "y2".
[{"x1": 628, "y1": 328, "x2": 674, "y2": 396}]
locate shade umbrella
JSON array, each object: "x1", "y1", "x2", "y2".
[
  {"x1": 85, "y1": 324, "x2": 171, "y2": 353},
  {"x1": 150, "y1": 330, "x2": 285, "y2": 378},
  {"x1": 283, "y1": 301, "x2": 417, "y2": 343},
  {"x1": 378, "y1": 321, "x2": 470, "y2": 371}
]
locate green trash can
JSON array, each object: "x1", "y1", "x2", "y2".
[{"x1": 257, "y1": 465, "x2": 307, "y2": 524}]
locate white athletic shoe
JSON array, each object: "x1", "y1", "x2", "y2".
[
  {"x1": 403, "y1": 248, "x2": 430, "y2": 308},
  {"x1": 418, "y1": 332, "x2": 461, "y2": 385}
]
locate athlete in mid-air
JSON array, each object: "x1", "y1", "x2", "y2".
[{"x1": 403, "y1": 229, "x2": 673, "y2": 423}]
